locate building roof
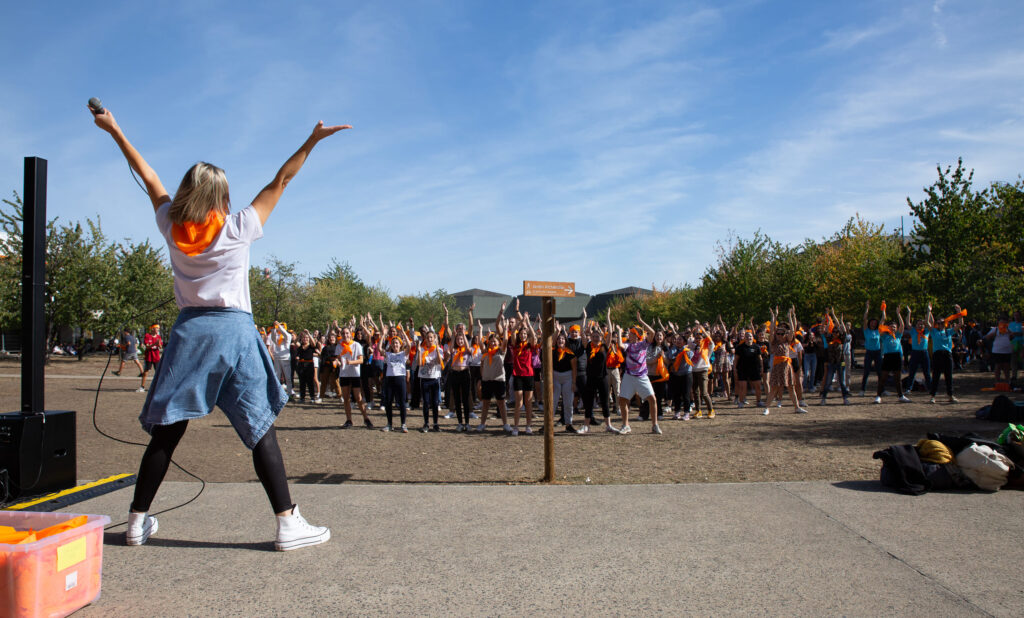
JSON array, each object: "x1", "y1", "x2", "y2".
[
  {"x1": 506, "y1": 294, "x2": 592, "y2": 321},
  {"x1": 451, "y1": 288, "x2": 508, "y2": 297},
  {"x1": 595, "y1": 286, "x2": 652, "y2": 296}
]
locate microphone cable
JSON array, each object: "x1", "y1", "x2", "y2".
[{"x1": 92, "y1": 298, "x2": 208, "y2": 531}]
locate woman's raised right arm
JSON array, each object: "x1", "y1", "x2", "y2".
[{"x1": 92, "y1": 109, "x2": 169, "y2": 210}]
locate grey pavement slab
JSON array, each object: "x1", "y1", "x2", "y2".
[{"x1": 57, "y1": 481, "x2": 1021, "y2": 616}]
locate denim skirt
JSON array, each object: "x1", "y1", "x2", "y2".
[{"x1": 139, "y1": 307, "x2": 287, "y2": 448}]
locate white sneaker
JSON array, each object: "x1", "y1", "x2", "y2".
[
  {"x1": 949, "y1": 396, "x2": 959, "y2": 403},
  {"x1": 619, "y1": 425, "x2": 631, "y2": 434},
  {"x1": 929, "y1": 397, "x2": 936, "y2": 404},
  {"x1": 737, "y1": 401, "x2": 746, "y2": 409},
  {"x1": 511, "y1": 428, "x2": 519, "y2": 436},
  {"x1": 798, "y1": 400, "x2": 807, "y2": 408},
  {"x1": 381, "y1": 426, "x2": 392, "y2": 432},
  {"x1": 524, "y1": 426, "x2": 534, "y2": 435},
  {"x1": 578, "y1": 424, "x2": 589, "y2": 434},
  {"x1": 470, "y1": 412, "x2": 479, "y2": 419},
  {"x1": 873, "y1": 396, "x2": 882, "y2": 404},
  {"x1": 444, "y1": 412, "x2": 454, "y2": 419},
  {"x1": 898, "y1": 395, "x2": 911, "y2": 403},
  {"x1": 503, "y1": 423, "x2": 513, "y2": 434},
  {"x1": 126, "y1": 512, "x2": 158, "y2": 546},
  {"x1": 474, "y1": 424, "x2": 485, "y2": 432},
  {"x1": 400, "y1": 424, "x2": 408, "y2": 433},
  {"x1": 136, "y1": 387, "x2": 146, "y2": 393},
  {"x1": 776, "y1": 401, "x2": 783, "y2": 408},
  {"x1": 762, "y1": 408, "x2": 770, "y2": 416},
  {"x1": 652, "y1": 425, "x2": 663, "y2": 435},
  {"x1": 605, "y1": 424, "x2": 620, "y2": 434},
  {"x1": 275, "y1": 505, "x2": 330, "y2": 551},
  {"x1": 314, "y1": 398, "x2": 322, "y2": 404},
  {"x1": 795, "y1": 407, "x2": 808, "y2": 414},
  {"x1": 455, "y1": 423, "x2": 464, "y2": 432}
]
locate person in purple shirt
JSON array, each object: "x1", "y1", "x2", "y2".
[{"x1": 613, "y1": 311, "x2": 662, "y2": 435}]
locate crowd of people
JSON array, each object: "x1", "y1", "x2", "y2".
[{"x1": 248, "y1": 300, "x2": 1022, "y2": 435}]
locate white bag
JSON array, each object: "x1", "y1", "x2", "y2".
[{"x1": 955, "y1": 444, "x2": 1013, "y2": 491}]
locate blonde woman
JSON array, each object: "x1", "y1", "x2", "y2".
[{"x1": 93, "y1": 106, "x2": 347, "y2": 550}]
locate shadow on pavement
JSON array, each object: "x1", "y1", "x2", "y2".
[{"x1": 103, "y1": 531, "x2": 273, "y2": 551}]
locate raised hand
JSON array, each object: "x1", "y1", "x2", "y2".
[{"x1": 310, "y1": 121, "x2": 352, "y2": 142}]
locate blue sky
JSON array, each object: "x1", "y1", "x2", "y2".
[{"x1": 2, "y1": 1, "x2": 1022, "y2": 297}]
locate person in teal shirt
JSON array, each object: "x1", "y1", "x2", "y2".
[
  {"x1": 1010, "y1": 310, "x2": 1022, "y2": 382},
  {"x1": 874, "y1": 304, "x2": 910, "y2": 404},
  {"x1": 904, "y1": 308, "x2": 931, "y2": 392},
  {"x1": 927, "y1": 303, "x2": 962, "y2": 403},
  {"x1": 860, "y1": 301, "x2": 883, "y2": 396}
]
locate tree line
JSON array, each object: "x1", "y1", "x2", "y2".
[
  {"x1": 1, "y1": 159, "x2": 1020, "y2": 349},
  {"x1": 607, "y1": 159, "x2": 1024, "y2": 327}
]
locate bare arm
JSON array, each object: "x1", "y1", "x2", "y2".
[
  {"x1": 251, "y1": 121, "x2": 352, "y2": 226},
  {"x1": 92, "y1": 109, "x2": 169, "y2": 210}
]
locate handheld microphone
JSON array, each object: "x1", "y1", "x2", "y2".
[{"x1": 87, "y1": 97, "x2": 105, "y2": 115}]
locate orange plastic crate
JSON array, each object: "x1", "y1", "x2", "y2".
[{"x1": 0, "y1": 511, "x2": 109, "y2": 617}]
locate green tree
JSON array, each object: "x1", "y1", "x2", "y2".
[
  {"x1": 394, "y1": 289, "x2": 464, "y2": 330},
  {"x1": 250, "y1": 255, "x2": 304, "y2": 326},
  {"x1": 905, "y1": 159, "x2": 997, "y2": 315}
]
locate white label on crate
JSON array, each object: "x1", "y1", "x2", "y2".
[{"x1": 66, "y1": 570, "x2": 78, "y2": 591}]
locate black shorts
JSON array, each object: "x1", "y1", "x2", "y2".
[
  {"x1": 339, "y1": 376, "x2": 361, "y2": 389},
  {"x1": 144, "y1": 359, "x2": 159, "y2": 372},
  {"x1": 737, "y1": 363, "x2": 760, "y2": 382},
  {"x1": 991, "y1": 352, "x2": 1011, "y2": 365},
  {"x1": 881, "y1": 353, "x2": 902, "y2": 372},
  {"x1": 481, "y1": 380, "x2": 506, "y2": 400},
  {"x1": 512, "y1": 375, "x2": 535, "y2": 392}
]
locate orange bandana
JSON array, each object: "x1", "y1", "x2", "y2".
[
  {"x1": 879, "y1": 325, "x2": 895, "y2": 337},
  {"x1": 672, "y1": 348, "x2": 693, "y2": 370},
  {"x1": 556, "y1": 346, "x2": 571, "y2": 361},
  {"x1": 588, "y1": 343, "x2": 603, "y2": 359},
  {"x1": 484, "y1": 345, "x2": 500, "y2": 365},
  {"x1": 172, "y1": 209, "x2": 225, "y2": 256},
  {"x1": 453, "y1": 346, "x2": 467, "y2": 363},
  {"x1": 943, "y1": 309, "x2": 967, "y2": 326},
  {"x1": 606, "y1": 347, "x2": 624, "y2": 368},
  {"x1": 421, "y1": 345, "x2": 445, "y2": 368},
  {"x1": 339, "y1": 341, "x2": 353, "y2": 356},
  {"x1": 653, "y1": 355, "x2": 669, "y2": 382}
]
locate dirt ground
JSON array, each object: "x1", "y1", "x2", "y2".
[{"x1": 0, "y1": 355, "x2": 1014, "y2": 486}]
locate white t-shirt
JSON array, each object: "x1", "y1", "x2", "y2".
[
  {"x1": 270, "y1": 328, "x2": 292, "y2": 360},
  {"x1": 157, "y1": 201, "x2": 262, "y2": 312},
  {"x1": 989, "y1": 328, "x2": 1013, "y2": 354},
  {"x1": 385, "y1": 351, "x2": 408, "y2": 377},
  {"x1": 418, "y1": 346, "x2": 444, "y2": 379},
  {"x1": 337, "y1": 341, "x2": 363, "y2": 378}
]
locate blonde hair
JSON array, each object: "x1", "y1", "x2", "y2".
[{"x1": 168, "y1": 162, "x2": 230, "y2": 224}]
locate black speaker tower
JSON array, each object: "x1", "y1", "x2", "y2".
[{"x1": 0, "y1": 157, "x2": 77, "y2": 502}]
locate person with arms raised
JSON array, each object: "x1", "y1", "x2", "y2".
[{"x1": 92, "y1": 105, "x2": 349, "y2": 551}]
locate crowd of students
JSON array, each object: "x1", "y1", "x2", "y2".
[{"x1": 255, "y1": 301, "x2": 1022, "y2": 435}]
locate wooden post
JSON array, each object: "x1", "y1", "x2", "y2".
[{"x1": 542, "y1": 296, "x2": 555, "y2": 482}]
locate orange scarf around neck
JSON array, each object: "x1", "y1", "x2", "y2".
[{"x1": 172, "y1": 209, "x2": 225, "y2": 256}]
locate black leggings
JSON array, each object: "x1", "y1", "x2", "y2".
[
  {"x1": 670, "y1": 373, "x2": 693, "y2": 413},
  {"x1": 131, "y1": 421, "x2": 292, "y2": 514},
  {"x1": 384, "y1": 375, "x2": 408, "y2": 426},
  {"x1": 582, "y1": 374, "x2": 610, "y2": 419},
  {"x1": 449, "y1": 370, "x2": 472, "y2": 424},
  {"x1": 297, "y1": 364, "x2": 315, "y2": 400},
  {"x1": 930, "y1": 349, "x2": 954, "y2": 396}
]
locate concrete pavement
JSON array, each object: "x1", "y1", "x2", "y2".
[{"x1": 63, "y1": 480, "x2": 1022, "y2": 616}]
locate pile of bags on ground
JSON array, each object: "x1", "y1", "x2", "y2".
[{"x1": 873, "y1": 424, "x2": 1024, "y2": 495}]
